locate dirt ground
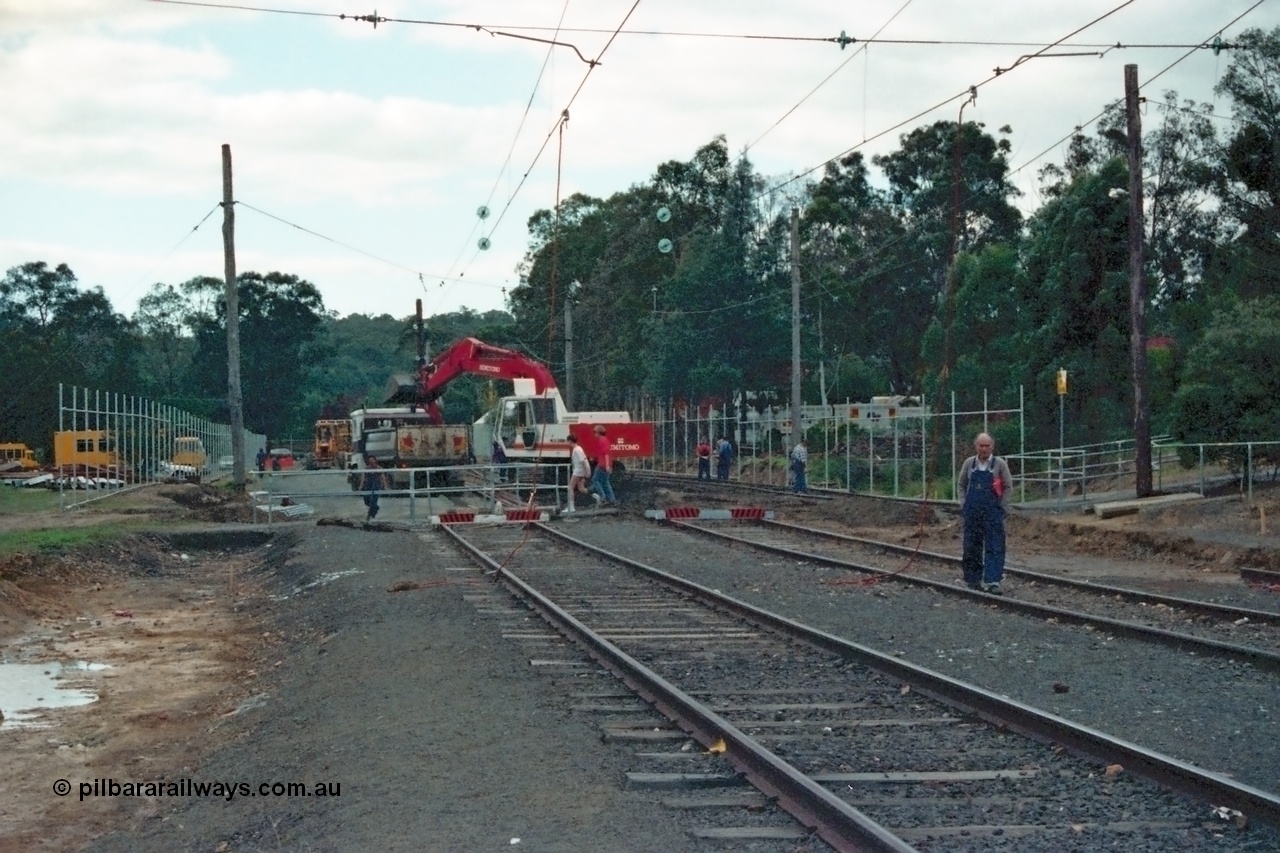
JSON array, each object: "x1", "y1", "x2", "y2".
[
  {"x1": 1, "y1": 480, "x2": 1279, "y2": 850},
  {"x1": 0, "y1": 487, "x2": 269, "y2": 852}
]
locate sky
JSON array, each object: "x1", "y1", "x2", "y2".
[{"x1": 0, "y1": 0, "x2": 1273, "y2": 323}]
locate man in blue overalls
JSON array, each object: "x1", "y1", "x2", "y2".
[{"x1": 956, "y1": 432, "x2": 1013, "y2": 595}]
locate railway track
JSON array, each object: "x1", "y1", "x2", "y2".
[
  {"x1": 667, "y1": 518, "x2": 1280, "y2": 670},
  {"x1": 440, "y1": 520, "x2": 1280, "y2": 852}
]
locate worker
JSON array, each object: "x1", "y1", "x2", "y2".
[
  {"x1": 695, "y1": 436, "x2": 712, "y2": 480},
  {"x1": 361, "y1": 456, "x2": 388, "y2": 522},
  {"x1": 565, "y1": 433, "x2": 591, "y2": 513},
  {"x1": 590, "y1": 425, "x2": 617, "y2": 506},
  {"x1": 957, "y1": 432, "x2": 1014, "y2": 595},
  {"x1": 715, "y1": 436, "x2": 732, "y2": 481},
  {"x1": 790, "y1": 437, "x2": 808, "y2": 494}
]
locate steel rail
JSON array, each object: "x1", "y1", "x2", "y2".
[
  {"x1": 440, "y1": 524, "x2": 916, "y2": 853},
  {"x1": 520, "y1": 522, "x2": 1280, "y2": 831},
  {"x1": 766, "y1": 518, "x2": 1280, "y2": 625},
  {"x1": 631, "y1": 469, "x2": 836, "y2": 501},
  {"x1": 671, "y1": 519, "x2": 1280, "y2": 673},
  {"x1": 1242, "y1": 566, "x2": 1280, "y2": 588},
  {"x1": 632, "y1": 469, "x2": 959, "y2": 507}
]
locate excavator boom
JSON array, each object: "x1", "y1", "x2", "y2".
[{"x1": 416, "y1": 337, "x2": 556, "y2": 422}]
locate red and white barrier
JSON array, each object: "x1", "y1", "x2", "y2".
[
  {"x1": 643, "y1": 506, "x2": 773, "y2": 521},
  {"x1": 430, "y1": 508, "x2": 550, "y2": 526}
]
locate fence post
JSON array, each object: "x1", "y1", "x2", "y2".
[
  {"x1": 868, "y1": 424, "x2": 874, "y2": 494},
  {"x1": 1019, "y1": 384, "x2": 1026, "y2": 505},
  {"x1": 409, "y1": 470, "x2": 417, "y2": 521},
  {"x1": 1247, "y1": 443, "x2": 1254, "y2": 502},
  {"x1": 920, "y1": 413, "x2": 928, "y2": 499},
  {"x1": 951, "y1": 391, "x2": 958, "y2": 501},
  {"x1": 892, "y1": 413, "x2": 899, "y2": 497},
  {"x1": 1199, "y1": 444, "x2": 1205, "y2": 496}
]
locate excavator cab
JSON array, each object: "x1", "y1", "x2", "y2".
[{"x1": 498, "y1": 397, "x2": 558, "y2": 449}]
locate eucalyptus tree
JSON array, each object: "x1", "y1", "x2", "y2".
[
  {"x1": 133, "y1": 283, "x2": 196, "y2": 400},
  {"x1": 871, "y1": 121, "x2": 1021, "y2": 395},
  {"x1": 1169, "y1": 295, "x2": 1280, "y2": 472},
  {"x1": 0, "y1": 261, "x2": 139, "y2": 451},
  {"x1": 183, "y1": 271, "x2": 327, "y2": 440},
  {"x1": 1016, "y1": 158, "x2": 1134, "y2": 446},
  {"x1": 1211, "y1": 26, "x2": 1280, "y2": 301},
  {"x1": 801, "y1": 152, "x2": 899, "y2": 394}
]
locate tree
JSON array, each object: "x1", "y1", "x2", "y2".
[
  {"x1": 133, "y1": 283, "x2": 195, "y2": 399},
  {"x1": 184, "y1": 272, "x2": 327, "y2": 440},
  {"x1": 1169, "y1": 296, "x2": 1280, "y2": 472},
  {"x1": 871, "y1": 121, "x2": 1021, "y2": 393},
  {"x1": 0, "y1": 262, "x2": 137, "y2": 454},
  {"x1": 1211, "y1": 26, "x2": 1280, "y2": 301},
  {"x1": 1017, "y1": 158, "x2": 1133, "y2": 446}
]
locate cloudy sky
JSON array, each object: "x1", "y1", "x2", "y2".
[{"x1": 0, "y1": 0, "x2": 1270, "y2": 322}]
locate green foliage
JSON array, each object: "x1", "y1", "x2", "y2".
[
  {"x1": 1170, "y1": 296, "x2": 1280, "y2": 445},
  {"x1": 184, "y1": 271, "x2": 327, "y2": 441},
  {"x1": 0, "y1": 262, "x2": 138, "y2": 455}
]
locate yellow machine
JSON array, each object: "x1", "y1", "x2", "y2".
[
  {"x1": 172, "y1": 436, "x2": 207, "y2": 470},
  {"x1": 0, "y1": 442, "x2": 40, "y2": 470},
  {"x1": 312, "y1": 419, "x2": 352, "y2": 469},
  {"x1": 53, "y1": 430, "x2": 118, "y2": 468}
]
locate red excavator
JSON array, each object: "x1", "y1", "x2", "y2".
[{"x1": 408, "y1": 302, "x2": 654, "y2": 468}]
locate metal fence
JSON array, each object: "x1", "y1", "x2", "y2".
[
  {"x1": 57, "y1": 383, "x2": 265, "y2": 509},
  {"x1": 646, "y1": 389, "x2": 1026, "y2": 500},
  {"x1": 245, "y1": 461, "x2": 571, "y2": 524}
]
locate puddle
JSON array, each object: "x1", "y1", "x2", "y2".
[
  {"x1": 271, "y1": 568, "x2": 363, "y2": 600},
  {"x1": 0, "y1": 661, "x2": 106, "y2": 728}
]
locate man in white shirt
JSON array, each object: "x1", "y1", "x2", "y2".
[
  {"x1": 790, "y1": 438, "x2": 808, "y2": 494},
  {"x1": 566, "y1": 433, "x2": 592, "y2": 513}
]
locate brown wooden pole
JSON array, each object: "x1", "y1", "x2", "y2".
[
  {"x1": 1126, "y1": 65, "x2": 1152, "y2": 497},
  {"x1": 222, "y1": 144, "x2": 246, "y2": 489}
]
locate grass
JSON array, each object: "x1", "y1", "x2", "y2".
[
  {"x1": 0, "y1": 486, "x2": 136, "y2": 556},
  {"x1": 0, "y1": 524, "x2": 131, "y2": 556},
  {"x1": 0, "y1": 486, "x2": 61, "y2": 516}
]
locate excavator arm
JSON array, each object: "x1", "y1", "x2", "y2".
[{"x1": 416, "y1": 337, "x2": 557, "y2": 423}]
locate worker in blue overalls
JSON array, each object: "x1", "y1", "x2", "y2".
[{"x1": 956, "y1": 432, "x2": 1014, "y2": 595}]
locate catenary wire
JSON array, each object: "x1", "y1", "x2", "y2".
[
  {"x1": 145, "y1": 2, "x2": 1239, "y2": 51},
  {"x1": 434, "y1": 1, "x2": 573, "y2": 313}
]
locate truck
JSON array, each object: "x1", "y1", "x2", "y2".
[
  {"x1": 413, "y1": 334, "x2": 655, "y2": 471},
  {"x1": 344, "y1": 300, "x2": 654, "y2": 489},
  {"x1": 53, "y1": 430, "x2": 119, "y2": 470},
  {"x1": 311, "y1": 419, "x2": 352, "y2": 469},
  {"x1": 347, "y1": 406, "x2": 471, "y2": 488},
  {"x1": 167, "y1": 436, "x2": 207, "y2": 481},
  {"x1": 0, "y1": 443, "x2": 40, "y2": 471}
]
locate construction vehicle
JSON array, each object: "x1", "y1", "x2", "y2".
[
  {"x1": 53, "y1": 430, "x2": 119, "y2": 469},
  {"x1": 311, "y1": 419, "x2": 351, "y2": 469},
  {"x1": 0, "y1": 443, "x2": 40, "y2": 471},
  {"x1": 347, "y1": 406, "x2": 471, "y2": 489},
  {"x1": 410, "y1": 326, "x2": 654, "y2": 470},
  {"x1": 163, "y1": 436, "x2": 207, "y2": 481}
]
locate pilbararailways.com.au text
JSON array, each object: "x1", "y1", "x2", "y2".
[{"x1": 56, "y1": 778, "x2": 341, "y2": 802}]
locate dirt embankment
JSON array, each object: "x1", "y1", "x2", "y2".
[{"x1": 0, "y1": 506, "x2": 283, "y2": 851}]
